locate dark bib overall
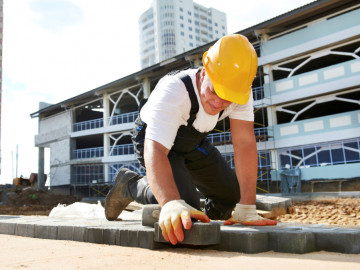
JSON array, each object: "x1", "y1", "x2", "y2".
[{"x1": 132, "y1": 71, "x2": 240, "y2": 220}]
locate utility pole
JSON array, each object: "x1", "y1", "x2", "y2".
[{"x1": 16, "y1": 145, "x2": 18, "y2": 178}]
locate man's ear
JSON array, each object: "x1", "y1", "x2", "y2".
[{"x1": 200, "y1": 68, "x2": 206, "y2": 84}]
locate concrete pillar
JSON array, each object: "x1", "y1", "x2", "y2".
[
  {"x1": 192, "y1": 57, "x2": 202, "y2": 67},
  {"x1": 103, "y1": 93, "x2": 110, "y2": 127},
  {"x1": 37, "y1": 147, "x2": 45, "y2": 191},
  {"x1": 142, "y1": 78, "x2": 151, "y2": 98},
  {"x1": 103, "y1": 133, "x2": 110, "y2": 183},
  {"x1": 263, "y1": 64, "x2": 277, "y2": 127}
]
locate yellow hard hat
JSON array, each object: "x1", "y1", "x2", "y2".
[{"x1": 203, "y1": 34, "x2": 258, "y2": 105}]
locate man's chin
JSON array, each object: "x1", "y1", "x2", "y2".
[{"x1": 205, "y1": 107, "x2": 222, "y2": 115}]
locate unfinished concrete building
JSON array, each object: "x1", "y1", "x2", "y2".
[{"x1": 31, "y1": 0, "x2": 360, "y2": 196}]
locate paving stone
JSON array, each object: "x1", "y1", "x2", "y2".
[
  {"x1": 256, "y1": 195, "x2": 292, "y2": 211},
  {"x1": 0, "y1": 222, "x2": 16, "y2": 235},
  {"x1": 218, "y1": 227, "x2": 269, "y2": 253},
  {"x1": 15, "y1": 223, "x2": 35, "y2": 238},
  {"x1": 268, "y1": 229, "x2": 316, "y2": 254},
  {"x1": 73, "y1": 226, "x2": 87, "y2": 242},
  {"x1": 58, "y1": 225, "x2": 74, "y2": 241},
  {"x1": 119, "y1": 230, "x2": 137, "y2": 247},
  {"x1": 314, "y1": 229, "x2": 360, "y2": 254},
  {"x1": 35, "y1": 225, "x2": 58, "y2": 240},
  {"x1": 87, "y1": 227, "x2": 104, "y2": 244},
  {"x1": 154, "y1": 222, "x2": 221, "y2": 246},
  {"x1": 103, "y1": 228, "x2": 120, "y2": 245}
]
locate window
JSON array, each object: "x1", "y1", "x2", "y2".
[
  {"x1": 180, "y1": 7, "x2": 183, "y2": 12},
  {"x1": 318, "y1": 145, "x2": 331, "y2": 166},
  {"x1": 331, "y1": 144, "x2": 345, "y2": 164},
  {"x1": 278, "y1": 139, "x2": 360, "y2": 169},
  {"x1": 303, "y1": 147, "x2": 317, "y2": 166},
  {"x1": 215, "y1": 22, "x2": 218, "y2": 27},
  {"x1": 189, "y1": 34, "x2": 193, "y2": 39},
  {"x1": 188, "y1": 26, "x2": 192, "y2": 31},
  {"x1": 188, "y1": 19, "x2": 192, "y2": 23},
  {"x1": 344, "y1": 141, "x2": 360, "y2": 162},
  {"x1": 180, "y1": 23, "x2": 184, "y2": 28},
  {"x1": 180, "y1": 15, "x2": 183, "y2": 20},
  {"x1": 181, "y1": 31, "x2": 184, "y2": 36},
  {"x1": 189, "y1": 42, "x2": 193, "y2": 47},
  {"x1": 188, "y1": 11, "x2": 191, "y2": 15}
]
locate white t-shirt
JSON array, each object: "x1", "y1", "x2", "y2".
[{"x1": 140, "y1": 69, "x2": 254, "y2": 150}]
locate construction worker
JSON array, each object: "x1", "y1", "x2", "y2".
[{"x1": 105, "y1": 34, "x2": 277, "y2": 245}]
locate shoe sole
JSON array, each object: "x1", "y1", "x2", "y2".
[{"x1": 104, "y1": 168, "x2": 138, "y2": 221}]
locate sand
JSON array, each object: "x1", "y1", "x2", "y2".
[{"x1": 0, "y1": 234, "x2": 359, "y2": 270}]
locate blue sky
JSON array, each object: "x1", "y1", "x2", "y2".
[{"x1": 1, "y1": 0, "x2": 314, "y2": 184}]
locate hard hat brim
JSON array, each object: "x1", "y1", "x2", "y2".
[{"x1": 211, "y1": 77, "x2": 251, "y2": 105}]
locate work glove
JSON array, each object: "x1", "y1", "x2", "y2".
[
  {"x1": 224, "y1": 203, "x2": 277, "y2": 226},
  {"x1": 159, "y1": 200, "x2": 210, "y2": 245}
]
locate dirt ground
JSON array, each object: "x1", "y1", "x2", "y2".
[
  {"x1": 1, "y1": 234, "x2": 360, "y2": 270},
  {"x1": 0, "y1": 187, "x2": 359, "y2": 226},
  {"x1": 0, "y1": 187, "x2": 79, "y2": 216}
]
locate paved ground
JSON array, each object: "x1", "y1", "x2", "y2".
[{"x1": 0, "y1": 207, "x2": 359, "y2": 254}]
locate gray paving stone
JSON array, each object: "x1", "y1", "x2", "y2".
[
  {"x1": 268, "y1": 229, "x2": 316, "y2": 254},
  {"x1": 87, "y1": 227, "x2": 104, "y2": 244},
  {"x1": 119, "y1": 230, "x2": 137, "y2": 247},
  {"x1": 58, "y1": 225, "x2": 74, "y2": 241},
  {"x1": 154, "y1": 222, "x2": 220, "y2": 246},
  {"x1": 218, "y1": 227, "x2": 269, "y2": 253},
  {"x1": 15, "y1": 223, "x2": 35, "y2": 238},
  {"x1": 35, "y1": 225, "x2": 58, "y2": 240},
  {"x1": 103, "y1": 228, "x2": 120, "y2": 245},
  {"x1": 73, "y1": 226, "x2": 87, "y2": 242},
  {"x1": 314, "y1": 229, "x2": 360, "y2": 254},
  {"x1": 0, "y1": 222, "x2": 16, "y2": 235},
  {"x1": 256, "y1": 195, "x2": 292, "y2": 211}
]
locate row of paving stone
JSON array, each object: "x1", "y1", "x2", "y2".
[{"x1": 0, "y1": 213, "x2": 359, "y2": 254}]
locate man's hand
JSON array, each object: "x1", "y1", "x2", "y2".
[
  {"x1": 159, "y1": 200, "x2": 210, "y2": 245},
  {"x1": 224, "y1": 203, "x2": 277, "y2": 226}
]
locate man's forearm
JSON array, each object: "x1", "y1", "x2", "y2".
[
  {"x1": 144, "y1": 139, "x2": 180, "y2": 206},
  {"x1": 234, "y1": 139, "x2": 258, "y2": 205}
]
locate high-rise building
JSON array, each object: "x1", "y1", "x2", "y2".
[{"x1": 139, "y1": 0, "x2": 227, "y2": 68}]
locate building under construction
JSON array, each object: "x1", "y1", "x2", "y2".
[{"x1": 31, "y1": 0, "x2": 360, "y2": 197}]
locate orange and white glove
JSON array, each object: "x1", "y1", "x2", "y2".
[
  {"x1": 159, "y1": 200, "x2": 210, "y2": 245},
  {"x1": 224, "y1": 203, "x2": 277, "y2": 226}
]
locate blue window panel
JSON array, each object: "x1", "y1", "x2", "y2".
[
  {"x1": 344, "y1": 141, "x2": 360, "y2": 163},
  {"x1": 318, "y1": 147, "x2": 331, "y2": 165},
  {"x1": 303, "y1": 147, "x2": 317, "y2": 167}
]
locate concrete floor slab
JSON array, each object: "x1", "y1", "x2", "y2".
[{"x1": 0, "y1": 214, "x2": 359, "y2": 254}]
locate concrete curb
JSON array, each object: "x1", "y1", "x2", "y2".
[{"x1": 0, "y1": 215, "x2": 359, "y2": 254}]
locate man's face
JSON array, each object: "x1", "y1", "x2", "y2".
[{"x1": 198, "y1": 71, "x2": 232, "y2": 115}]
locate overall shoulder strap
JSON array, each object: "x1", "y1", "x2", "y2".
[{"x1": 177, "y1": 73, "x2": 199, "y2": 126}]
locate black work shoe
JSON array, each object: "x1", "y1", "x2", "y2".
[{"x1": 105, "y1": 168, "x2": 141, "y2": 221}]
